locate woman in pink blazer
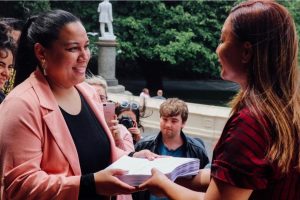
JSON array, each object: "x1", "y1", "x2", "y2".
[{"x1": 0, "y1": 10, "x2": 155, "y2": 200}]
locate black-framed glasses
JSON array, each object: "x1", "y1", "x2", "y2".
[
  {"x1": 99, "y1": 95, "x2": 107, "y2": 102},
  {"x1": 120, "y1": 101, "x2": 139, "y2": 110}
]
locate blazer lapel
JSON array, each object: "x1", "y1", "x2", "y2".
[
  {"x1": 42, "y1": 113, "x2": 81, "y2": 175},
  {"x1": 30, "y1": 70, "x2": 81, "y2": 175}
]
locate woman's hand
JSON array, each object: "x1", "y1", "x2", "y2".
[
  {"x1": 139, "y1": 168, "x2": 170, "y2": 197},
  {"x1": 94, "y1": 168, "x2": 136, "y2": 196},
  {"x1": 132, "y1": 149, "x2": 161, "y2": 160}
]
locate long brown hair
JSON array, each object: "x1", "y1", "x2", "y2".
[{"x1": 229, "y1": 0, "x2": 300, "y2": 173}]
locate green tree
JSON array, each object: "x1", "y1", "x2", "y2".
[
  {"x1": 50, "y1": 1, "x2": 98, "y2": 32},
  {"x1": 0, "y1": 1, "x2": 50, "y2": 18},
  {"x1": 1, "y1": 0, "x2": 299, "y2": 91},
  {"x1": 113, "y1": 0, "x2": 234, "y2": 91},
  {"x1": 283, "y1": 1, "x2": 300, "y2": 64}
]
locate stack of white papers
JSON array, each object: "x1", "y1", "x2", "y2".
[{"x1": 107, "y1": 155, "x2": 200, "y2": 186}]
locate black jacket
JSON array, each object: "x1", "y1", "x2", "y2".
[
  {"x1": 132, "y1": 131, "x2": 209, "y2": 200},
  {"x1": 0, "y1": 91, "x2": 5, "y2": 104}
]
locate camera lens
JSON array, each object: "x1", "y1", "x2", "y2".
[{"x1": 119, "y1": 116, "x2": 134, "y2": 129}]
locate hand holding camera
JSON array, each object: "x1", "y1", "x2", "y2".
[
  {"x1": 128, "y1": 126, "x2": 141, "y2": 143},
  {"x1": 118, "y1": 115, "x2": 141, "y2": 143},
  {"x1": 118, "y1": 116, "x2": 134, "y2": 129}
]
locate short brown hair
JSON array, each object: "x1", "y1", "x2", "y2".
[{"x1": 159, "y1": 98, "x2": 188, "y2": 123}]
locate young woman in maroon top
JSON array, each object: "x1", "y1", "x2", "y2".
[{"x1": 139, "y1": 1, "x2": 300, "y2": 199}]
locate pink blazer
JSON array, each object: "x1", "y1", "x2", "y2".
[{"x1": 0, "y1": 70, "x2": 125, "y2": 200}]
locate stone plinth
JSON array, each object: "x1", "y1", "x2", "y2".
[
  {"x1": 107, "y1": 85, "x2": 125, "y2": 93},
  {"x1": 96, "y1": 39, "x2": 125, "y2": 93},
  {"x1": 96, "y1": 39, "x2": 118, "y2": 86}
]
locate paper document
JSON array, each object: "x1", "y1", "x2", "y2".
[{"x1": 107, "y1": 155, "x2": 200, "y2": 186}]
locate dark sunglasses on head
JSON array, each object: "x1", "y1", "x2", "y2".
[{"x1": 120, "y1": 101, "x2": 139, "y2": 110}]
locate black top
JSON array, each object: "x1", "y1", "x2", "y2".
[
  {"x1": 0, "y1": 91, "x2": 5, "y2": 104},
  {"x1": 61, "y1": 93, "x2": 111, "y2": 200}
]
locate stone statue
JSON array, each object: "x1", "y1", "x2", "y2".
[{"x1": 97, "y1": 0, "x2": 115, "y2": 40}]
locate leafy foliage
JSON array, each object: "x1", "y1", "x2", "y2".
[
  {"x1": 113, "y1": 0, "x2": 234, "y2": 79},
  {"x1": 50, "y1": 1, "x2": 99, "y2": 32},
  {"x1": 282, "y1": 1, "x2": 300, "y2": 64},
  {"x1": 1, "y1": 0, "x2": 300, "y2": 81},
  {"x1": 0, "y1": 1, "x2": 50, "y2": 18}
]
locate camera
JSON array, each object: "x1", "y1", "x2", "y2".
[{"x1": 118, "y1": 116, "x2": 134, "y2": 129}]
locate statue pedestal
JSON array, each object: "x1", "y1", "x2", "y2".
[
  {"x1": 98, "y1": 35, "x2": 116, "y2": 41},
  {"x1": 96, "y1": 39, "x2": 125, "y2": 93}
]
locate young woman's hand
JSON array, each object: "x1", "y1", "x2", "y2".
[{"x1": 139, "y1": 168, "x2": 170, "y2": 197}]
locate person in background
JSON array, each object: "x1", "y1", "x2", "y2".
[
  {"x1": 152, "y1": 89, "x2": 166, "y2": 100},
  {"x1": 85, "y1": 74, "x2": 108, "y2": 101},
  {"x1": 116, "y1": 100, "x2": 145, "y2": 144},
  {"x1": 0, "y1": 18, "x2": 24, "y2": 94},
  {"x1": 86, "y1": 74, "x2": 135, "y2": 153},
  {"x1": 0, "y1": 17, "x2": 24, "y2": 42},
  {"x1": 139, "y1": 1, "x2": 300, "y2": 199},
  {"x1": 0, "y1": 10, "x2": 157, "y2": 200},
  {"x1": 0, "y1": 22, "x2": 15, "y2": 103},
  {"x1": 134, "y1": 98, "x2": 209, "y2": 200},
  {"x1": 139, "y1": 88, "x2": 150, "y2": 99},
  {"x1": 86, "y1": 75, "x2": 134, "y2": 200},
  {"x1": 139, "y1": 88, "x2": 150, "y2": 107}
]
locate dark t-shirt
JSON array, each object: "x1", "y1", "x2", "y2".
[
  {"x1": 61, "y1": 93, "x2": 111, "y2": 200},
  {"x1": 211, "y1": 107, "x2": 300, "y2": 200}
]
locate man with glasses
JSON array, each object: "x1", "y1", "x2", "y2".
[
  {"x1": 86, "y1": 75, "x2": 135, "y2": 200},
  {"x1": 133, "y1": 98, "x2": 209, "y2": 200},
  {"x1": 85, "y1": 74, "x2": 135, "y2": 153}
]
